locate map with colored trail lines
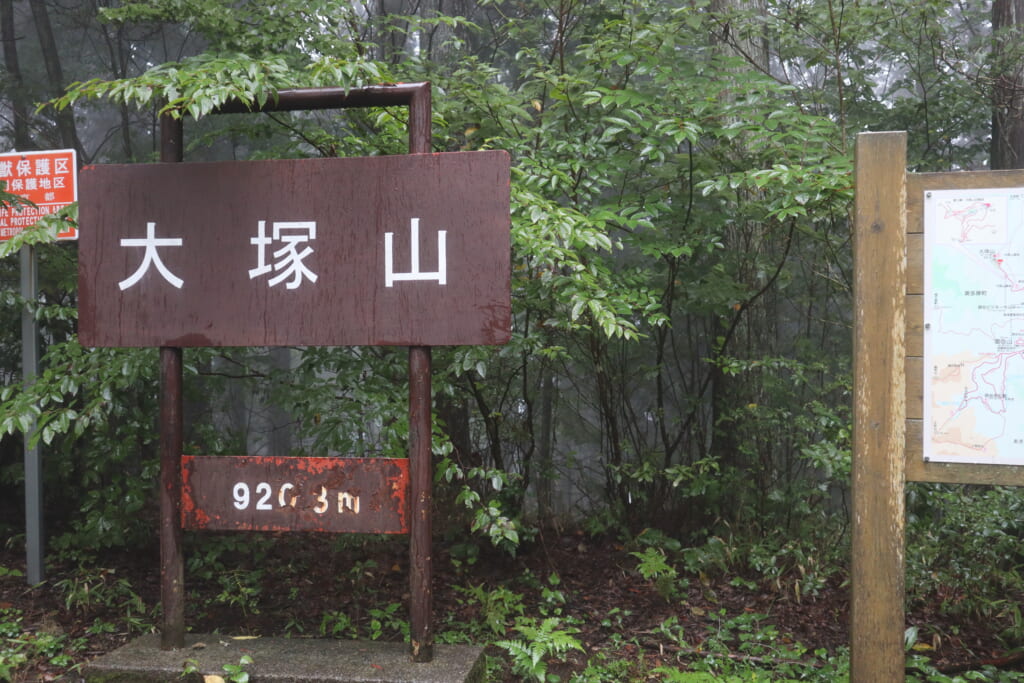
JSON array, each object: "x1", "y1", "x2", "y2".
[{"x1": 924, "y1": 187, "x2": 1024, "y2": 465}]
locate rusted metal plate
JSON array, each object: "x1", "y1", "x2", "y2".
[
  {"x1": 181, "y1": 456, "x2": 409, "y2": 533},
  {"x1": 77, "y1": 151, "x2": 510, "y2": 347}
]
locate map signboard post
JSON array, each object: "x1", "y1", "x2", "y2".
[{"x1": 853, "y1": 132, "x2": 1024, "y2": 682}]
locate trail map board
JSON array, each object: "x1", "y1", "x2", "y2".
[{"x1": 923, "y1": 187, "x2": 1024, "y2": 465}]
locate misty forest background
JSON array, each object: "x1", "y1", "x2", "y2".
[{"x1": 2, "y1": 0, "x2": 1024, "y2": 678}]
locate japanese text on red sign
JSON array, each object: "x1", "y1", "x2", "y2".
[{"x1": 0, "y1": 149, "x2": 77, "y2": 241}]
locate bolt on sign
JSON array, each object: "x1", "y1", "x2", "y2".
[
  {"x1": 0, "y1": 149, "x2": 78, "y2": 240},
  {"x1": 78, "y1": 151, "x2": 510, "y2": 348}
]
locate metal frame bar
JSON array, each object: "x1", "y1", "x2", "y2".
[
  {"x1": 157, "y1": 83, "x2": 434, "y2": 661},
  {"x1": 158, "y1": 113, "x2": 185, "y2": 651},
  {"x1": 21, "y1": 245, "x2": 42, "y2": 585}
]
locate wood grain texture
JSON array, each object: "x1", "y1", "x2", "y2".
[
  {"x1": 851, "y1": 131, "x2": 907, "y2": 683},
  {"x1": 78, "y1": 152, "x2": 511, "y2": 348}
]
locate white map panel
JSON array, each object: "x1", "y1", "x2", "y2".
[{"x1": 924, "y1": 187, "x2": 1024, "y2": 465}]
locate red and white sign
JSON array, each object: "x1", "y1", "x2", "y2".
[{"x1": 0, "y1": 149, "x2": 77, "y2": 241}]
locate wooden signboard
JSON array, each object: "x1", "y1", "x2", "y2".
[
  {"x1": 77, "y1": 84, "x2": 473, "y2": 662},
  {"x1": 905, "y1": 170, "x2": 1024, "y2": 485},
  {"x1": 78, "y1": 151, "x2": 511, "y2": 348},
  {"x1": 853, "y1": 133, "x2": 1024, "y2": 682}
]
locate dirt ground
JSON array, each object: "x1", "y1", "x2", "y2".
[{"x1": 0, "y1": 531, "x2": 1020, "y2": 681}]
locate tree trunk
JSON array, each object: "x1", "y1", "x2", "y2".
[
  {"x1": 535, "y1": 372, "x2": 555, "y2": 524},
  {"x1": 706, "y1": 0, "x2": 773, "y2": 486},
  {"x1": 1, "y1": 0, "x2": 32, "y2": 150},
  {"x1": 710, "y1": 0, "x2": 768, "y2": 71},
  {"x1": 28, "y1": 0, "x2": 81, "y2": 154},
  {"x1": 991, "y1": 0, "x2": 1024, "y2": 170}
]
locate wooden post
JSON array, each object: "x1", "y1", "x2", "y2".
[
  {"x1": 407, "y1": 82, "x2": 434, "y2": 663},
  {"x1": 851, "y1": 131, "x2": 907, "y2": 681},
  {"x1": 408, "y1": 347, "x2": 433, "y2": 662},
  {"x1": 148, "y1": 85, "x2": 440, "y2": 657},
  {"x1": 159, "y1": 347, "x2": 185, "y2": 649},
  {"x1": 159, "y1": 113, "x2": 185, "y2": 650}
]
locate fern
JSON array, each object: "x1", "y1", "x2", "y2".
[{"x1": 495, "y1": 617, "x2": 584, "y2": 682}]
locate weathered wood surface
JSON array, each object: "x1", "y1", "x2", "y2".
[
  {"x1": 851, "y1": 131, "x2": 907, "y2": 683},
  {"x1": 78, "y1": 151, "x2": 511, "y2": 348},
  {"x1": 409, "y1": 346, "x2": 434, "y2": 662}
]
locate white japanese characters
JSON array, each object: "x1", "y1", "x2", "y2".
[
  {"x1": 116, "y1": 216, "x2": 449, "y2": 291},
  {"x1": 248, "y1": 220, "x2": 319, "y2": 289},
  {"x1": 0, "y1": 156, "x2": 70, "y2": 198},
  {"x1": 385, "y1": 217, "x2": 447, "y2": 287},
  {"x1": 118, "y1": 222, "x2": 184, "y2": 290}
]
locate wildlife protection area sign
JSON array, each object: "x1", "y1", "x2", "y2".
[
  {"x1": 0, "y1": 149, "x2": 77, "y2": 240},
  {"x1": 77, "y1": 150, "x2": 510, "y2": 347}
]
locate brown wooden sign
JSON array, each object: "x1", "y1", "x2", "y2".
[
  {"x1": 181, "y1": 456, "x2": 409, "y2": 533},
  {"x1": 78, "y1": 151, "x2": 510, "y2": 347}
]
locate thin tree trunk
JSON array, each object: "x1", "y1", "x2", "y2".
[
  {"x1": 535, "y1": 372, "x2": 555, "y2": 523},
  {"x1": 991, "y1": 0, "x2": 1024, "y2": 170},
  {"x1": 1, "y1": 0, "x2": 32, "y2": 150},
  {"x1": 28, "y1": 0, "x2": 81, "y2": 154},
  {"x1": 91, "y1": 0, "x2": 135, "y2": 161},
  {"x1": 706, "y1": 0, "x2": 773, "y2": 485}
]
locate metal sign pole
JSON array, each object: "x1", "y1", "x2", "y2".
[
  {"x1": 21, "y1": 244, "x2": 43, "y2": 585},
  {"x1": 1, "y1": 147, "x2": 79, "y2": 586},
  {"x1": 407, "y1": 83, "x2": 434, "y2": 663},
  {"x1": 159, "y1": 114, "x2": 185, "y2": 650}
]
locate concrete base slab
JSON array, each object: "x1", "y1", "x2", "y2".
[{"x1": 82, "y1": 633, "x2": 486, "y2": 683}]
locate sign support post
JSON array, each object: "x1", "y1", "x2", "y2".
[
  {"x1": 21, "y1": 244, "x2": 43, "y2": 585},
  {"x1": 851, "y1": 131, "x2": 907, "y2": 682},
  {"x1": 158, "y1": 346, "x2": 185, "y2": 649},
  {"x1": 158, "y1": 113, "x2": 185, "y2": 650},
  {"x1": 149, "y1": 84, "x2": 448, "y2": 660},
  {"x1": 408, "y1": 346, "x2": 433, "y2": 661},
  {"x1": 407, "y1": 79, "x2": 434, "y2": 663},
  {"x1": 853, "y1": 132, "x2": 1024, "y2": 679},
  {"x1": 3, "y1": 147, "x2": 80, "y2": 586}
]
